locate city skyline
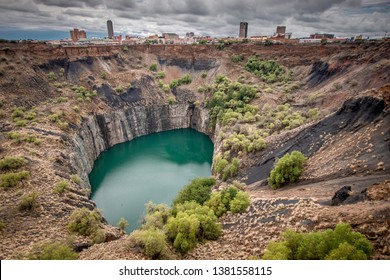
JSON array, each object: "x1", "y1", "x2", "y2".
[{"x1": 0, "y1": 0, "x2": 389, "y2": 40}]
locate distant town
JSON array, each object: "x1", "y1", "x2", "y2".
[{"x1": 6, "y1": 20, "x2": 388, "y2": 46}]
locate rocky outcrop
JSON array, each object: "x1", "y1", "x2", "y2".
[{"x1": 70, "y1": 104, "x2": 211, "y2": 184}]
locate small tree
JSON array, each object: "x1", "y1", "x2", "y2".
[
  {"x1": 268, "y1": 151, "x2": 307, "y2": 189},
  {"x1": 118, "y1": 217, "x2": 129, "y2": 232},
  {"x1": 149, "y1": 63, "x2": 157, "y2": 72}
]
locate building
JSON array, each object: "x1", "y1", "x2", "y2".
[
  {"x1": 70, "y1": 28, "x2": 86, "y2": 42},
  {"x1": 276, "y1": 26, "x2": 286, "y2": 35},
  {"x1": 162, "y1": 33, "x2": 180, "y2": 44},
  {"x1": 239, "y1": 22, "x2": 248, "y2": 38},
  {"x1": 310, "y1": 33, "x2": 335, "y2": 39},
  {"x1": 107, "y1": 20, "x2": 114, "y2": 39}
]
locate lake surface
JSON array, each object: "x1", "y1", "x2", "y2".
[{"x1": 89, "y1": 128, "x2": 213, "y2": 233}]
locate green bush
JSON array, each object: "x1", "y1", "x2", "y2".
[
  {"x1": 0, "y1": 156, "x2": 24, "y2": 170},
  {"x1": 54, "y1": 180, "x2": 69, "y2": 194},
  {"x1": 149, "y1": 64, "x2": 157, "y2": 72},
  {"x1": 169, "y1": 74, "x2": 192, "y2": 89},
  {"x1": 28, "y1": 242, "x2": 79, "y2": 260},
  {"x1": 268, "y1": 151, "x2": 307, "y2": 189},
  {"x1": 167, "y1": 96, "x2": 176, "y2": 105},
  {"x1": 47, "y1": 71, "x2": 56, "y2": 81},
  {"x1": 245, "y1": 56, "x2": 286, "y2": 83},
  {"x1": 162, "y1": 84, "x2": 170, "y2": 93},
  {"x1": 262, "y1": 223, "x2": 374, "y2": 260},
  {"x1": 0, "y1": 220, "x2": 5, "y2": 231},
  {"x1": 129, "y1": 228, "x2": 168, "y2": 259},
  {"x1": 115, "y1": 85, "x2": 124, "y2": 94},
  {"x1": 165, "y1": 201, "x2": 221, "y2": 254},
  {"x1": 70, "y1": 174, "x2": 81, "y2": 185},
  {"x1": 11, "y1": 107, "x2": 25, "y2": 120},
  {"x1": 7, "y1": 132, "x2": 42, "y2": 145},
  {"x1": 19, "y1": 191, "x2": 39, "y2": 211},
  {"x1": 123, "y1": 46, "x2": 129, "y2": 52},
  {"x1": 117, "y1": 217, "x2": 129, "y2": 232},
  {"x1": 201, "y1": 71, "x2": 207, "y2": 78},
  {"x1": 142, "y1": 202, "x2": 171, "y2": 230},
  {"x1": 67, "y1": 207, "x2": 102, "y2": 238},
  {"x1": 0, "y1": 171, "x2": 29, "y2": 189},
  {"x1": 213, "y1": 155, "x2": 240, "y2": 181},
  {"x1": 205, "y1": 187, "x2": 249, "y2": 217},
  {"x1": 156, "y1": 71, "x2": 166, "y2": 79},
  {"x1": 173, "y1": 177, "x2": 216, "y2": 206},
  {"x1": 229, "y1": 191, "x2": 250, "y2": 213},
  {"x1": 231, "y1": 54, "x2": 244, "y2": 63}
]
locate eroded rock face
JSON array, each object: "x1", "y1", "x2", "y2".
[{"x1": 70, "y1": 104, "x2": 211, "y2": 184}]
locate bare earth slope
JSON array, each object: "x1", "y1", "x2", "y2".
[{"x1": 0, "y1": 41, "x2": 389, "y2": 259}]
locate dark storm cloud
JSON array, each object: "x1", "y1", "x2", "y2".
[
  {"x1": 33, "y1": 0, "x2": 103, "y2": 8},
  {"x1": 0, "y1": 0, "x2": 389, "y2": 38}
]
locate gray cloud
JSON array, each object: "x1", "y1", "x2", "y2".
[{"x1": 0, "y1": 0, "x2": 389, "y2": 39}]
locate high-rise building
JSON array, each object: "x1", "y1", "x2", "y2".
[
  {"x1": 107, "y1": 20, "x2": 114, "y2": 39},
  {"x1": 70, "y1": 28, "x2": 86, "y2": 42},
  {"x1": 239, "y1": 22, "x2": 248, "y2": 38},
  {"x1": 276, "y1": 26, "x2": 286, "y2": 35}
]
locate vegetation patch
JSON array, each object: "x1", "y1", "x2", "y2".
[
  {"x1": 245, "y1": 56, "x2": 288, "y2": 83},
  {"x1": 53, "y1": 180, "x2": 69, "y2": 194},
  {"x1": 169, "y1": 74, "x2": 192, "y2": 89},
  {"x1": 7, "y1": 132, "x2": 42, "y2": 145},
  {"x1": 19, "y1": 191, "x2": 39, "y2": 211},
  {"x1": 173, "y1": 177, "x2": 216, "y2": 206},
  {"x1": 0, "y1": 171, "x2": 29, "y2": 189},
  {"x1": 68, "y1": 208, "x2": 104, "y2": 243},
  {"x1": 0, "y1": 156, "x2": 24, "y2": 171},
  {"x1": 262, "y1": 223, "x2": 374, "y2": 260},
  {"x1": 28, "y1": 242, "x2": 79, "y2": 260},
  {"x1": 205, "y1": 75, "x2": 258, "y2": 128},
  {"x1": 268, "y1": 151, "x2": 307, "y2": 189},
  {"x1": 214, "y1": 155, "x2": 240, "y2": 181},
  {"x1": 205, "y1": 186, "x2": 250, "y2": 217}
]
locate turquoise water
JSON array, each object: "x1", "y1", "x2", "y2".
[{"x1": 89, "y1": 128, "x2": 213, "y2": 233}]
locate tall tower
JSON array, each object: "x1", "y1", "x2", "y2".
[
  {"x1": 107, "y1": 20, "x2": 114, "y2": 39},
  {"x1": 239, "y1": 22, "x2": 248, "y2": 38}
]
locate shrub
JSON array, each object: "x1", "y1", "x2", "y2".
[
  {"x1": 117, "y1": 217, "x2": 129, "y2": 232},
  {"x1": 165, "y1": 201, "x2": 221, "y2": 254},
  {"x1": 67, "y1": 208, "x2": 102, "y2": 238},
  {"x1": 142, "y1": 202, "x2": 171, "y2": 230},
  {"x1": 201, "y1": 71, "x2": 207, "y2": 78},
  {"x1": 0, "y1": 171, "x2": 29, "y2": 189},
  {"x1": 231, "y1": 54, "x2": 244, "y2": 63},
  {"x1": 16, "y1": 120, "x2": 27, "y2": 127},
  {"x1": 24, "y1": 112, "x2": 36, "y2": 121},
  {"x1": 167, "y1": 96, "x2": 176, "y2": 105},
  {"x1": 205, "y1": 187, "x2": 249, "y2": 217},
  {"x1": 162, "y1": 84, "x2": 170, "y2": 93},
  {"x1": 173, "y1": 177, "x2": 216, "y2": 206},
  {"x1": 123, "y1": 46, "x2": 129, "y2": 52},
  {"x1": 49, "y1": 114, "x2": 60, "y2": 123},
  {"x1": 245, "y1": 56, "x2": 286, "y2": 83},
  {"x1": 149, "y1": 63, "x2": 157, "y2": 72},
  {"x1": 262, "y1": 223, "x2": 374, "y2": 260},
  {"x1": 59, "y1": 68, "x2": 65, "y2": 77},
  {"x1": 268, "y1": 151, "x2": 307, "y2": 189},
  {"x1": 0, "y1": 156, "x2": 24, "y2": 170},
  {"x1": 101, "y1": 73, "x2": 107, "y2": 80},
  {"x1": 28, "y1": 242, "x2": 79, "y2": 260},
  {"x1": 0, "y1": 220, "x2": 4, "y2": 231},
  {"x1": 19, "y1": 191, "x2": 39, "y2": 211},
  {"x1": 0, "y1": 100, "x2": 3, "y2": 108},
  {"x1": 115, "y1": 85, "x2": 124, "y2": 94},
  {"x1": 229, "y1": 191, "x2": 250, "y2": 213},
  {"x1": 47, "y1": 71, "x2": 56, "y2": 81},
  {"x1": 156, "y1": 71, "x2": 165, "y2": 79},
  {"x1": 11, "y1": 107, "x2": 24, "y2": 120},
  {"x1": 56, "y1": 97, "x2": 68, "y2": 103},
  {"x1": 129, "y1": 228, "x2": 168, "y2": 259},
  {"x1": 70, "y1": 174, "x2": 81, "y2": 185},
  {"x1": 54, "y1": 180, "x2": 69, "y2": 194}
]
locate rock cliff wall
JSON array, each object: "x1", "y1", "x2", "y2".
[{"x1": 70, "y1": 104, "x2": 211, "y2": 184}]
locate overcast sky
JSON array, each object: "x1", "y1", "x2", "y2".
[{"x1": 0, "y1": 0, "x2": 389, "y2": 39}]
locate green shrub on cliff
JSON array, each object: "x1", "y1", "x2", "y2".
[
  {"x1": 173, "y1": 177, "x2": 216, "y2": 206},
  {"x1": 165, "y1": 201, "x2": 221, "y2": 254},
  {"x1": 214, "y1": 155, "x2": 240, "y2": 181},
  {"x1": 68, "y1": 208, "x2": 103, "y2": 239},
  {"x1": 262, "y1": 223, "x2": 373, "y2": 260},
  {"x1": 129, "y1": 228, "x2": 168, "y2": 259},
  {"x1": 0, "y1": 171, "x2": 29, "y2": 189},
  {"x1": 54, "y1": 180, "x2": 69, "y2": 194},
  {"x1": 0, "y1": 156, "x2": 24, "y2": 171},
  {"x1": 149, "y1": 63, "x2": 157, "y2": 72},
  {"x1": 205, "y1": 186, "x2": 250, "y2": 217},
  {"x1": 19, "y1": 191, "x2": 39, "y2": 211},
  {"x1": 268, "y1": 151, "x2": 307, "y2": 189},
  {"x1": 245, "y1": 56, "x2": 286, "y2": 83},
  {"x1": 28, "y1": 242, "x2": 79, "y2": 260}
]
